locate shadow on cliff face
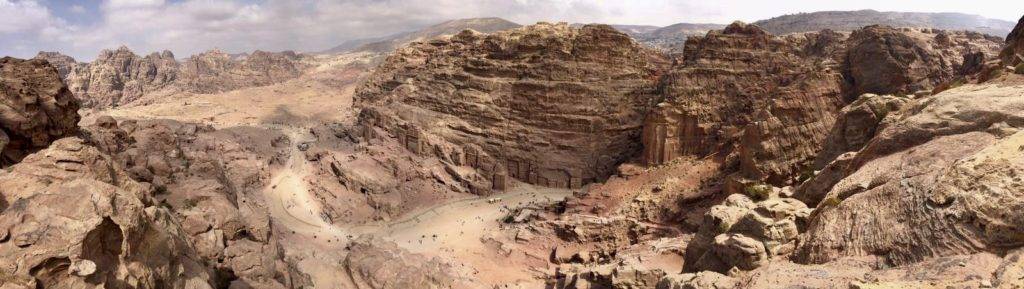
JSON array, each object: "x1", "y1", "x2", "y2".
[{"x1": 259, "y1": 104, "x2": 339, "y2": 127}]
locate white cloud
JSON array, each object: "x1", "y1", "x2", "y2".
[
  {"x1": 0, "y1": 0, "x2": 63, "y2": 33},
  {"x1": 69, "y1": 4, "x2": 86, "y2": 14}
]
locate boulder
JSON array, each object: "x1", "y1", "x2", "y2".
[
  {"x1": 0, "y1": 57, "x2": 80, "y2": 166},
  {"x1": 685, "y1": 192, "x2": 810, "y2": 273}
]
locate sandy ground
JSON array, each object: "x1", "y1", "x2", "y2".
[{"x1": 90, "y1": 52, "x2": 573, "y2": 288}]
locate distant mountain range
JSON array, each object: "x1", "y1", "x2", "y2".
[{"x1": 753, "y1": 10, "x2": 1016, "y2": 37}]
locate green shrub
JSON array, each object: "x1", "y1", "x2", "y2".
[{"x1": 744, "y1": 183, "x2": 772, "y2": 200}]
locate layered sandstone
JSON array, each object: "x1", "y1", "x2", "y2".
[
  {"x1": 642, "y1": 22, "x2": 845, "y2": 187},
  {"x1": 795, "y1": 82, "x2": 1024, "y2": 266},
  {"x1": 355, "y1": 23, "x2": 666, "y2": 191},
  {"x1": 0, "y1": 57, "x2": 80, "y2": 166}
]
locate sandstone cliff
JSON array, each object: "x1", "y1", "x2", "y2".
[
  {"x1": 355, "y1": 23, "x2": 667, "y2": 191},
  {"x1": 34, "y1": 48, "x2": 311, "y2": 109},
  {"x1": 641, "y1": 23, "x2": 1003, "y2": 188},
  {"x1": 0, "y1": 57, "x2": 80, "y2": 166}
]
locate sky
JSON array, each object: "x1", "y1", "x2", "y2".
[{"x1": 1, "y1": 0, "x2": 1022, "y2": 60}]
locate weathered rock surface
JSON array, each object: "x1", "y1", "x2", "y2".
[
  {"x1": 642, "y1": 23, "x2": 1002, "y2": 188},
  {"x1": 809, "y1": 93, "x2": 910, "y2": 169},
  {"x1": 0, "y1": 138, "x2": 217, "y2": 289},
  {"x1": 642, "y1": 22, "x2": 845, "y2": 187},
  {"x1": 355, "y1": 22, "x2": 666, "y2": 190},
  {"x1": 343, "y1": 235, "x2": 480, "y2": 289},
  {"x1": 656, "y1": 271, "x2": 736, "y2": 289},
  {"x1": 34, "y1": 48, "x2": 310, "y2": 109},
  {"x1": 0, "y1": 57, "x2": 80, "y2": 166},
  {"x1": 796, "y1": 83, "x2": 1024, "y2": 266},
  {"x1": 843, "y1": 25, "x2": 1002, "y2": 98}
]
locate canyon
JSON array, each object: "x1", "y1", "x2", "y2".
[{"x1": 1, "y1": 9, "x2": 1024, "y2": 289}]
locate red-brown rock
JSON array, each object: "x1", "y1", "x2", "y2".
[{"x1": 355, "y1": 23, "x2": 667, "y2": 190}]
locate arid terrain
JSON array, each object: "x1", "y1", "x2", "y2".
[{"x1": 3, "y1": 8, "x2": 1024, "y2": 289}]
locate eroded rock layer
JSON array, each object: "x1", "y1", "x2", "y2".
[
  {"x1": 0, "y1": 57, "x2": 80, "y2": 166},
  {"x1": 796, "y1": 83, "x2": 1024, "y2": 266},
  {"x1": 1003, "y1": 15, "x2": 1024, "y2": 67},
  {"x1": 355, "y1": 23, "x2": 666, "y2": 190},
  {"x1": 642, "y1": 22, "x2": 845, "y2": 186}
]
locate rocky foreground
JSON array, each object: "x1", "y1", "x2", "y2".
[{"x1": 1, "y1": 13, "x2": 1024, "y2": 289}]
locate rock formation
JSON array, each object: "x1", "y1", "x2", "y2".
[
  {"x1": 34, "y1": 48, "x2": 311, "y2": 109},
  {"x1": 44, "y1": 47, "x2": 180, "y2": 108},
  {"x1": 642, "y1": 22, "x2": 846, "y2": 188},
  {"x1": 1003, "y1": 15, "x2": 1024, "y2": 67},
  {"x1": 355, "y1": 23, "x2": 667, "y2": 191},
  {"x1": 0, "y1": 57, "x2": 80, "y2": 166},
  {"x1": 795, "y1": 82, "x2": 1024, "y2": 266},
  {"x1": 842, "y1": 25, "x2": 1002, "y2": 98},
  {"x1": 343, "y1": 236, "x2": 480, "y2": 289},
  {"x1": 179, "y1": 50, "x2": 308, "y2": 94}
]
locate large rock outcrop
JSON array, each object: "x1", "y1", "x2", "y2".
[
  {"x1": 0, "y1": 138, "x2": 217, "y2": 289},
  {"x1": 355, "y1": 23, "x2": 666, "y2": 190},
  {"x1": 843, "y1": 25, "x2": 1002, "y2": 98},
  {"x1": 642, "y1": 22, "x2": 845, "y2": 187},
  {"x1": 0, "y1": 57, "x2": 80, "y2": 166},
  {"x1": 178, "y1": 50, "x2": 308, "y2": 94},
  {"x1": 1003, "y1": 15, "x2": 1024, "y2": 67},
  {"x1": 795, "y1": 82, "x2": 1024, "y2": 266},
  {"x1": 45, "y1": 47, "x2": 180, "y2": 108}
]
